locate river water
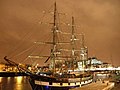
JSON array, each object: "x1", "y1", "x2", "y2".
[{"x1": 0, "y1": 76, "x2": 32, "y2": 90}]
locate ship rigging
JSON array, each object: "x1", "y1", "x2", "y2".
[{"x1": 4, "y1": 2, "x2": 93, "y2": 90}]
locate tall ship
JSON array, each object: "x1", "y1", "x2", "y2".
[{"x1": 4, "y1": 2, "x2": 93, "y2": 90}]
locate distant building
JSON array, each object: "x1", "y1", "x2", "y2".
[{"x1": 0, "y1": 63, "x2": 5, "y2": 71}]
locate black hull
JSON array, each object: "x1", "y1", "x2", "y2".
[
  {"x1": 28, "y1": 73, "x2": 93, "y2": 90},
  {"x1": 29, "y1": 78, "x2": 79, "y2": 90}
]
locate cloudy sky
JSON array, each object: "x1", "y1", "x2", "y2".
[{"x1": 0, "y1": 0, "x2": 120, "y2": 66}]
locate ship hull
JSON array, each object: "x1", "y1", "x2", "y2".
[
  {"x1": 28, "y1": 74, "x2": 93, "y2": 90},
  {"x1": 29, "y1": 79, "x2": 79, "y2": 90}
]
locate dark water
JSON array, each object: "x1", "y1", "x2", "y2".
[{"x1": 0, "y1": 76, "x2": 32, "y2": 90}]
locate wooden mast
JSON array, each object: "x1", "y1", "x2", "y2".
[
  {"x1": 50, "y1": 2, "x2": 58, "y2": 73},
  {"x1": 71, "y1": 16, "x2": 75, "y2": 71}
]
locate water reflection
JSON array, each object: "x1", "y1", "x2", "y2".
[
  {"x1": 14, "y1": 76, "x2": 23, "y2": 90},
  {"x1": 15, "y1": 76, "x2": 23, "y2": 84},
  {"x1": 0, "y1": 76, "x2": 32, "y2": 90},
  {"x1": 7, "y1": 77, "x2": 11, "y2": 84},
  {"x1": 0, "y1": 77, "x2": 2, "y2": 83}
]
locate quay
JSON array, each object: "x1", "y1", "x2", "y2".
[
  {"x1": 0, "y1": 71, "x2": 28, "y2": 77},
  {"x1": 70, "y1": 80, "x2": 114, "y2": 90}
]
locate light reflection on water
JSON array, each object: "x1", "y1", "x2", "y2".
[
  {"x1": 0, "y1": 77, "x2": 2, "y2": 83},
  {"x1": 0, "y1": 76, "x2": 32, "y2": 90},
  {"x1": 15, "y1": 76, "x2": 23, "y2": 84}
]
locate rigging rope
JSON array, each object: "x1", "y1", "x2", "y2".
[
  {"x1": 7, "y1": 31, "x2": 34, "y2": 58},
  {"x1": 7, "y1": 3, "x2": 55, "y2": 60},
  {"x1": 11, "y1": 44, "x2": 35, "y2": 59}
]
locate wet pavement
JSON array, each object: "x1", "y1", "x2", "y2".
[{"x1": 70, "y1": 81, "x2": 114, "y2": 90}]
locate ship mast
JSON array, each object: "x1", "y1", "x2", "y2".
[
  {"x1": 71, "y1": 16, "x2": 76, "y2": 71},
  {"x1": 80, "y1": 34, "x2": 88, "y2": 70},
  {"x1": 50, "y1": 2, "x2": 58, "y2": 73},
  {"x1": 71, "y1": 16, "x2": 75, "y2": 56}
]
